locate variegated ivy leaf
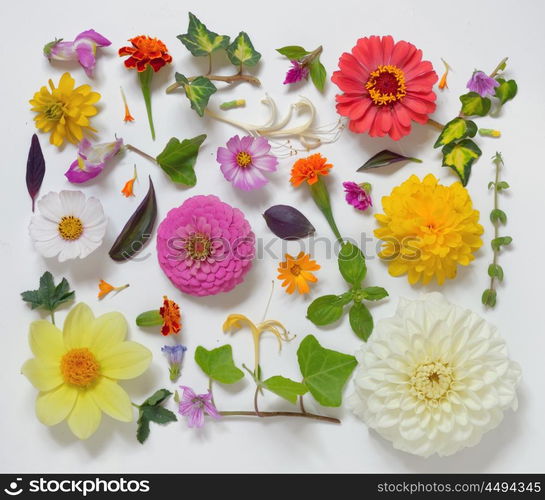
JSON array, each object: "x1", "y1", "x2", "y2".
[
  {"x1": 227, "y1": 32, "x2": 261, "y2": 67},
  {"x1": 177, "y1": 12, "x2": 230, "y2": 57},
  {"x1": 434, "y1": 117, "x2": 477, "y2": 148},
  {"x1": 441, "y1": 139, "x2": 482, "y2": 186},
  {"x1": 459, "y1": 92, "x2": 491, "y2": 117},
  {"x1": 495, "y1": 78, "x2": 518, "y2": 105},
  {"x1": 176, "y1": 73, "x2": 217, "y2": 117}
]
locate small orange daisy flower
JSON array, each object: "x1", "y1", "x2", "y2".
[
  {"x1": 290, "y1": 153, "x2": 333, "y2": 187},
  {"x1": 277, "y1": 252, "x2": 320, "y2": 294},
  {"x1": 119, "y1": 35, "x2": 172, "y2": 73},
  {"x1": 159, "y1": 295, "x2": 181, "y2": 335}
]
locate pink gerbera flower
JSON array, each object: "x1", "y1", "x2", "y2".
[
  {"x1": 216, "y1": 135, "x2": 278, "y2": 191},
  {"x1": 178, "y1": 386, "x2": 221, "y2": 428},
  {"x1": 331, "y1": 36, "x2": 438, "y2": 140}
]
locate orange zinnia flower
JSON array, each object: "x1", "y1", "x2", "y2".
[
  {"x1": 159, "y1": 296, "x2": 181, "y2": 335},
  {"x1": 119, "y1": 35, "x2": 172, "y2": 73},
  {"x1": 277, "y1": 252, "x2": 320, "y2": 294},
  {"x1": 121, "y1": 166, "x2": 138, "y2": 197},
  {"x1": 290, "y1": 153, "x2": 332, "y2": 187},
  {"x1": 98, "y1": 280, "x2": 129, "y2": 299}
]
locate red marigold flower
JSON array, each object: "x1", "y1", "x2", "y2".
[
  {"x1": 119, "y1": 35, "x2": 172, "y2": 73},
  {"x1": 331, "y1": 36, "x2": 438, "y2": 140},
  {"x1": 159, "y1": 296, "x2": 181, "y2": 336}
]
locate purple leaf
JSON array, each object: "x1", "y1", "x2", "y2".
[
  {"x1": 357, "y1": 150, "x2": 422, "y2": 171},
  {"x1": 26, "y1": 134, "x2": 45, "y2": 212},
  {"x1": 263, "y1": 205, "x2": 315, "y2": 240}
]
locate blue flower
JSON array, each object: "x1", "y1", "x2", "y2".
[{"x1": 161, "y1": 345, "x2": 187, "y2": 382}]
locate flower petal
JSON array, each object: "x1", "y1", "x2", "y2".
[
  {"x1": 89, "y1": 312, "x2": 127, "y2": 359},
  {"x1": 59, "y1": 190, "x2": 86, "y2": 216},
  {"x1": 63, "y1": 303, "x2": 95, "y2": 349},
  {"x1": 90, "y1": 377, "x2": 133, "y2": 422},
  {"x1": 29, "y1": 216, "x2": 59, "y2": 242},
  {"x1": 36, "y1": 192, "x2": 64, "y2": 222},
  {"x1": 67, "y1": 390, "x2": 102, "y2": 439},
  {"x1": 29, "y1": 320, "x2": 65, "y2": 362},
  {"x1": 22, "y1": 359, "x2": 63, "y2": 391},
  {"x1": 36, "y1": 384, "x2": 78, "y2": 426},
  {"x1": 99, "y1": 341, "x2": 152, "y2": 380},
  {"x1": 33, "y1": 237, "x2": 64, "y2": 258}
]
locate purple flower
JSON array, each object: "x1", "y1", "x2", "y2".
[
  {"x1": 65, "y1": 138, "x2": 123, "y2": 183},
  {"x1": 216, "y1": 135, "x2": 278, "y2": 191},
  {"x1": 343, "y1": 181, "x2": 372, "y2": 211},
  {"x1": 162, "y1": 345, "x2": 187, "y2": 382},
  {"x1": 466, "y1": 71, "x2": 499, "y2": 97},
  {"x1": 44, "y1": 30, "x2": 111, "y2": 77},
  {"x1": 178, "y1": 386, "x2": 221, "y2": 428},
  {"x1": 283, "y1": 60, "x2": 309, "y2": 84}
]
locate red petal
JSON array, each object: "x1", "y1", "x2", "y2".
[
  {"x1": 402, "y1": 49, "x2": 424, "y2": 74},
  {"x1": 150, "y1": 58, "x2": 165, "y2": 72},
  {"x1": 338, "y1": 53, "x2": 369, "y2": 82},
  {"x1": 394, "y1": 102, "x2": 412, "y2": 127},
  {"x1": 136, "y1": 59, "x2": 148, "y2": 71},
  {"x1": 368, "y1": 35, "x2": 383, "y2": 67},
  {"x1": 391, "y1": 109, "x2": 411, "y2": 139},
  {"x1": 381, "y1": 35, "x2": 395, "y2": 64},
  {"x1": 405, "y1": 61, "x2": 437, "y2": 81},
  {"x1": 406, "y1": 71, "x2": 438, "y2": 93},
  {"x1": 378, "y1": 107, "x2": 393, "y2": 133},
  {"x1": 402, "y1": 95, "x2": 436, "y2": 115},
  {"x1": 390, "y1": 40, "x2": 413, "y2": 67},
  {"x1": 118, "y1": 46, "x2": 136, "y2": 56},
  {"x1": 338, "y1": 97, "x2": 372, "y2": 120},
  {"x1": 353, "y1": 37, "x2": 376, "y2": 71},
  {"x1": 348, "y1": 105, "x2": 377, "y2": 134},
  {"x1": 124, "y1": 57, "x2": 137, "y2": 69},
  {"x1": 331, "y1": 74, "x2": 365, "y2": 94}
]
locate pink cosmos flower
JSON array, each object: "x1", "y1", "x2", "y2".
[
  {"x1": 343, "y1": 181, "x2": 372, "y2": 211},
  {"x1": 157, "y1": 195, "x2": 255, "y2": 296},
  {"x1": 216, "y1": 135, "x2": 278, "y2": 191},
  {"x1": 44, "y1": 30, "x2": 111, "y2": 77},
  {"x1": 284, "y1": 60, "x2": 309, "y2": 84},
  {"x1": 65, "y1": 138, "x2": 123, "y2": 183},
  {"x1": 178, "y1": 386, "x2": 221, "y2": 428},
  {"x1": 466, "y1": 71, "x2": 499, "y2": 97}
]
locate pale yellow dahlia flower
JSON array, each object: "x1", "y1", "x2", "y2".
[
  {"x1": 22, "y1": 303, "x2": 151, "y2": 439},
  {"x1": 349, "y1": 293, "x2": 520, "y2": 457}
]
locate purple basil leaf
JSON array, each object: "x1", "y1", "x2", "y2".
[
  {"x1": 26, "y1": 134, "x2": 45, "y2": 211},
  {"x1": 357, "y1": 149, "x2": 422, "y2": 171},
  {"x1": 263, "y1": 205, "x2": 315, "y2": 240}
]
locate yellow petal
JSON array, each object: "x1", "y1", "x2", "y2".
[
  {"x1": 222, "y1": 314, "x2": 258, "y2": 335},
  {"x1": 90, "y1": 378, "x2": 133, "y2": 422},
  {"x1": 29, "y1": 320, "x2": 65, "y2": 363},
  {"x1": 89, "y1": 312, "x2": 127, "y2": 359},
  {"x1": 63, "y1": 303, "x2": 94, "y2": 349},
  {"x1": 36, "y1": 384, "x2": 77, "y2": 426},
  {"x1": 22, "y1": 359, "x2": 63, "y2": 391},
  {"x1": 58, "y1": 72, "x2": 75, "y2": 94},
  {"x1": 99, "y1": 341, "x2": 152, "y2": 380},
  {"x1": 67, "y1": 390, "x2": 102, "y2": 440}
]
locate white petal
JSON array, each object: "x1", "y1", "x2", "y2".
[
  {"x1": 77, "y1": 235, "x2": 102, "y2": 258},
  {"x1": 83, "y1": 219, "x2": 107, "y2": 243},
  {"x1": 34, "y1": 237, "x2": 65, "y2": 258},
  {"x1": 29, "y1": 216, "x2": 59, "y2": 242},
  {"x1": 59, "y1": 191, "x2": 86, "y2": 216},
  {"x1": 79, "y1": 197, "x2": 106, "y2": 227},
  {"x1": 36, "y1": 192, "x2": 63, "y2": 222},
  {"x1": 58, "y1": 241, "x2": 82, "y2": 262}
]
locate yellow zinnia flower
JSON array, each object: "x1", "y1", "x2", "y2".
[
  {"x1": 374, "y1": 174, "x2": 483, "y2": 285},
  {"x1": 29, "y1": 72, "x2": 101, "y2": 147},
  {"x1": 21, "y1": 303, "x2": 151, "y2": 439}
]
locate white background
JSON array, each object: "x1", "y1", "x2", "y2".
[{"x1": 1, "y1": 0, "x2": 544, "y2": 473}]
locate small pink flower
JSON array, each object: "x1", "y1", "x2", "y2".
[
  {"x1": 343, "y1": 181, "x2": 372, "y2": 211},
  {"x1": 216, "y1": 135, "x2": 278, "y2": 191},
  {"x1": 65, "y1": 138, "x2": 123, "y2": 183},
  {"x1": 284, "y1": 60, "x2": 309, "y2": 84},
  {"x1": 467, "y1": 71, "x2": 499, "y2": 97},
  {"x1": 178, "y1": 386, "x2": 221, "y2": 428}
]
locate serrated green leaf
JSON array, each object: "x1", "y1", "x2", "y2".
[
  {"x1": 21, "y1": 271, "x2": 75, "y2": 313},
  {"x1": 155, "y1": 135, "x2": 206, "y2": 186},
  {"x1": 227, "y1": 32, "x2": 261, "y2": 67},
  {"x1": 434, "y1": 117, "x2": 477, "y2": 148},
  {"x1": 441, "y1": 138, "x2": 482, "y2": 186},
  {"x1": 491, "y1": 236, "x2": 512, "y2": 251},
  {"x1": 307, "y1": 295, "x2": 347, "y2": 326},
  {"x1": 362, "y1": 286, "x2": 389, "y2": 301},
  {"x1": 276, "y1": 45, "x2": 309, "y2": 60},
  {"x1": 488, "y1": 263, "x2": 504, "y2": 282},
  {"x1": 309, "y1": 60, "x2": 326, "y2": 92},
  {"x1": 496, "y1": 181, "x2": 510, "y2": 191},
  {"x1": 482, "y1": 288, "x2": 497, "y2": 307},
  {"x1": 495, "y1": 78, "x2": 518, "y2": 105},
  {"x1": 195, "y1": 345, "x2": 244, "y2": 384},
  {"x1": 141, "y1": 405, "x2": 177, "y2": 425},
  {"x1": 349, "y1": 302, "x2": 373, "y2": 341},
  {"x1": 136, "y1": 389, "x2": 176, "y2": 444},
  {"x1": 182, "y1": 77, "x2": 217, "y2": 117},
  {"x1": 460, "y1": 92, "x2": 491, "y2": 117},
  {"x1": 262, "y1": 375, "x2": 308, "y2": 404},
  {"x1": 136, "y1": 415, "x2": 150, "y2": 444},
  {"x1": 338, "y1": 242, "x2": 366, "y2": 286},
  {"x1": 297, "y1": 335, "x2": 357, "y2": 407},
  {"x1": 142, "y1": 389, "x2": 172, "y2": 407},
  {"x1": 490, "y1": 208, "x2": 507, "y2": 224},
  {"x1": 177, "y1": 12, "x2": 230, "y2": 57}
]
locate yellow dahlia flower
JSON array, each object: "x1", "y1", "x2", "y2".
[
  {"x1": 29, "y1": 72, "x2": 100, "y2": 147},
  {"x1": 22, "y1": 303, "x2": 151, "y2": 439},
  {"x1": 374, "y1": 174, "x2": 483, "y2": 285}
]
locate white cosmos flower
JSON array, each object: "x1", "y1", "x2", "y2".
[
  {"x1": 349, "y1": 293, "x2": 521, "y2": 458},
  {"x1": 29, "y1": 191, "x2": 107, "y2": 262}
]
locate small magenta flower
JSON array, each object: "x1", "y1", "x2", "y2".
[
  {"x1": 162, "y1": 345, "x2": 187, "y2": 382},
  {"x1": 44, "y1": 30, "x2": 111, "y2": 77},
  {"x1": 467, "y1": 71, "x2": 500, "y2": 97},
  {"x1": 343, "y1": 181, "x2": 372, "y2": 211},
  {"x1": 178, "y1": 386, "x2": 221, "y2": 428},
  {"x1": 284, "y1": 60, "x2": 310, "y2": 84},
  {"x1": 65, "y1": 138, "x2": 123, "y2": 183}
]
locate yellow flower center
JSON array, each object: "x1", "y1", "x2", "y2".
[
  {"x1": 44, "y1": 101, "x2": 64, "y2": 121},
  {"x1": 236, "y1": 151, "x2": 252, "y2": 168},
  {"x1": 60, "y1": 348, "x2": 100, "y2": 387},
  {"x1": 366, "y1": 65, "x2": 407, "y2": 106},
  {"x1": 58, "y1": 216, "x2": 83, "y2": 241},
  {"x1": 290, "y1": 264, "x2": 302, "y2": 276},
  {"x1": 185, "y1": 233, "x2": 211, "y2": 260},
  {"x1": 411, "y1": 361, "x2": 453, "y2": 406}
]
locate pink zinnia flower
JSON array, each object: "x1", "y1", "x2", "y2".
[
  {"x1": 216, "y1": 135, "x2": 278, "y2": 191},
  {"x1": 284, "y1": 60, "x2": 309, "y2": 84},
  {"x1": 343, "y1": 181, "x2": 372, "y2": 211},
  {"x1": 467, "y1": 71, "x2": 499, "y2": 97},
  {"x1": 331, "y1": 35, "x2": 438, "y2": 140},
  {"x1": 178, "y1": 386, "x2": 221, "y2": 428},
  {"x1": 156, "y1": 195, "x2": 255, "y2": 297}
]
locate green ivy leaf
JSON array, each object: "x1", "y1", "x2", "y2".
[
  {"x1": 136, "y1": 389, "x2": 177, "y2": 444},
  {"x1": 276, "y1": 45, "x2": 309, "y2": 60},
  {"x1": 309, "y1": 60, "x2": 327, "y2": 92},
  {"x1": 491, "y1": 236, "x2": 513, "y2": 251},
  {"x1": 155, "y1": 135, "x2": 206, "y2": 186},
  {"x1": 349, "y1": 302, "x2": 373, "y2": 341},
  {"x1": 482, "y1": 288, "x2": 497, "y2": 307},
  {"x1": 488, "y1": 263, "x2": 504, "y2": 282},
  {"x1": 21, "y1": 271, "x2": 75, "y2": 313},
  {"x1": 177, "y1": 12, "x2": 230, "y2": 57},
  {"x1": 297, "y1": 335, "x2": 357, "y2": 407},
  {"x1": 441, "y1": 138, "x2": 482, "y2": 186},
  {"x1": 338, "y1": 242, "x2": 367, "y2": 286},
  {"x1": 490, "y1": 208, "x2": 507, "y2": 224},
  {"x1": 362, "y1": 286, "x2": 389, "y2": 301},
  {"x1": 307, "y1": 294, "x2": 349, "y2": 326},
  {"x1": 434, "y1": 117, "x2": 477, "y2": 148},
  {"x1": 227, "y1": 32, "x2": 261, "y2": 67},
  {"x1": 459, "y1": 92, "x2": 492, "y2": 117},
  {"x1": 178, "y1": 74, "x2": 217, "y2": 117},
  {"x1": 262, "y1": 376, "x2": 308, "y2": 404},
  {"x1": 195, "y1": 345, "x2": 244, "y2": 384},
  {"x1": 495, "y1": 78, "x2": 518, "y2": 105}
]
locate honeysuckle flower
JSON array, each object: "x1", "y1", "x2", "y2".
[
  {"x1": 97, "y1": 280, "x2": 129, "y2": 299},
  {"x1": 343, "y1": 181, "x2": 372, "y2": 211},
  {"x1": 162, "y1": 345, "x2": 187, "y2": 382},
  {"x1": 467, "y1": 70, "x2": 499, "y2": 97},
  {"x1": 65, "y1": 138, "x2": 123, "y2": 184},
  {"x1": 284, "y1": 60, "x2": 309, "y2": 84},
  {"x1": 120, "y1": 87, "x2": 135, "y2": 122},
  {"x1": 44, "y1": 30, "x2": 111, "y2": 77},
  {"x1": 349, "y1": 293, "x2": 521, "y2": 457},
  {"x1": 121, "y1": 166, "x2": 138, "y2": 197},
  {"x1": 178, "y1": 386, "x2": 221, "y2": 428},
  {"x1": 438, "y1": 58, "x2": 452, "y2": 90}
]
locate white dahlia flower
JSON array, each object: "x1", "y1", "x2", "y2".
[{"x1": 349, "y1": 293, "x2": 521, "y2": 457}]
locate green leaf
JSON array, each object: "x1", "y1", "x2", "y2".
[
  {"x1": 177, "y1": 12, "x2": 230, "y2": 56},
  {"x1": 482, "y1": 288, "x2": 497, "y2": 307},
  {"x1": 488, "y1": 181, "x2": 496, "y2": 190},
  {"x1": 362, "y1": 286, "x2": 389, "y2": 301},
  {"x1": 434, "y1": 117, "x2": 477, "y2": 148},
  {"x1": 441, "y1": 138, "x2": 482, "y2": 186},
  {"x1": 309, "y1": 60, "x2": 327, "y2": 92},
  {"x1": 141, "y1": 405, "x2": 177, "y2": 425},
  {"x1": 262, "y1": 376, "x2": 308, "y2": 404},
  {"x1": 142, "y1": 389, "x2": 172, "y2": 407},
  {"x1": 496, "y1": 181, "x2": 510, "y2": 191},
  {"x1": 21, "y1": 271, "x2": 75, "y2": 313},
  {"x1": 488, "y1": 263, "x2": 504, "y2": 282},
  {"x1": 180, "y1": 75, "x2": 217, "y2": 117},
  {"x1": 495, "y1": 78, "x2": 518, "y2": 105},
  {"x1": 459, "y1": 92, "x2": 492, "y2": 117},
  {"x1": 276, "y1": 45, "x2": 309, "y2": 60},
  {"x1": 195, "y1": 345, "x2": 244, "y2": 384},
  {"x1": 358, "y1": 150, "x2": 422, "y2": 171},
  {"x1": 136, "y1": 415, "x2": 150, "y2": 444},
  {"x1": 338, "y1": 242, "x2": 367, "y2": 286},
  {"x1": 490, "y1": 208, "x2": 507, "y2": 224},
  {"x1": 307, "y1": 295, "x2": 348, "y2": 326},
  {"x1": 135, "y1": 310, "x2": 163, "y2": 327},
  {"x1": 349, "y1": 302, "x2": 373, "y2": 341},
  {"x1": 136, "y1": 389, "x2": 177, "y2": 444},
  {"x1": 297, "y1": 335, "x2": 357, "y2": 407},
  {"x1": 227, "y1": 32, "x2": 261, "y2": 67},
  {"x1": 491, "y1": 236, "x2": 513, "y2": 251},
  {"x1": 155, "y1": 135, "x2": 206, "y2": 186}
]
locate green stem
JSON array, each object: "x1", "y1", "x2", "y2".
[
  {"x1": 489, "y1": 157, "x2": 502, "y2": 293},
  {"x1": 207, "y1": 53, "x2": 212, "y2": 76},
  {"x1": 50, "y1": 311, "x2": 55, "y2": 325},
  {"x1": 299, "y1": 395, "x2": 306, "y2": 414},
  {"x1": 209, "y1": 378, "x2": 216, "y2": 407},
  {"x1": 138, "y1": 66, "x2": 155, "y2": 140},
  {"x1": 490, "y1": 57, "x2": 508, "y2": 78},
  {"x1": 165, "y1": 73, "x2": 261, "y2": 93},
  {"x1": 310, "y1": 177, "x2": 344, "y2": 245},
  {"x1": 253, "y1": 386, "x2": 261, "y2": 417},
  {"x1": 125, "y1": 144, "x2": 157, "y2": 164},
  {"x1": 426, "y1": 118, "x2": 446, "y2": 131},
  {"x1": 219, "y1": 410, "x2": 340, "y2": 424}
]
